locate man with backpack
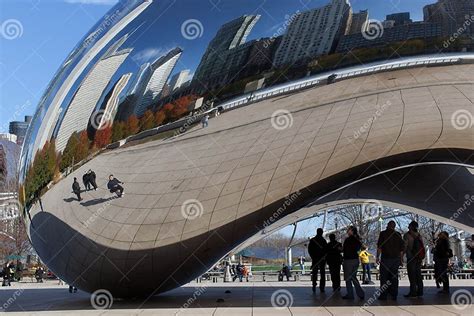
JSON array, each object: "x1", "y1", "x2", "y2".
[{"x1": 403, "y1": 221, "x2": 424, "y2": 298}]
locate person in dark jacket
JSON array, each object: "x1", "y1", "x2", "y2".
[
  {"x1": 308, "y1": 228, "x2": 328, "y2": 293},
  {"x1": 434, "y1": 231, "x2": 452, "y2": 293},
  {"x1": 376, "y1": 220, "x2": 405, "y2": 300},
  {"x1": 72, "y1": 178, "x2": 82, "y2": 201},
  {"x1": 107, "y1": 175, "x2": 124, "y2": 197},
  {"x1": 403, "y1": 221, "x2": 424, "y2": 298},
  {"x1": 88, "y1": 170, "x2": 98, "y2": 190},
  {"x1": 326, "y1": 233, "x2": 343, "y2": 291},
  {"x1": 82, "y1": 173, "x2": 91, "y2": 191},
  {"x1": 342, "y1": 226, "x2": 364, "y2": 300}
]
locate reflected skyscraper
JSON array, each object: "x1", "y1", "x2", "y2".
[
  {"x1": 55, "y1": 37, "x2": 133, "y2": 152},
  {"x1": 98, "y1": 73, "x2": 133, "y2": 130},
  {"x1": 134, "y1": 48, "x2": 183, "y2": 117},
  {"x1": 169, "y1": 69, "x2": 191, "y2": 92},
  {"x1": 194, "y1": 15, "x2": 261, "y2": 90},
  {"x1": 32, "y1": 0, "x2": 152, "y2": 156},
  {"x1": 274, "y1": 0, "x2": 352, "y2": 66},
  {"x1": 424, "y1": 0, "x2": 474, "y2": 37}
]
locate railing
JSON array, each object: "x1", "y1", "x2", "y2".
[
  {"x1": 218, "y1": 55, "x2": 471, "y2": 112},
  {"x1": 196, "y1": 268, "x2": 474, "y2": 283}
]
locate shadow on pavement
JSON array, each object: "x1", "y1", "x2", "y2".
[{"x1": 1, "y1": 285, "x2": 471, "y2": 312}]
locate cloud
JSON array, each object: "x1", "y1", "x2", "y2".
[
  {"x1": 64, "y1": 0, "x2": 119, "y2": 5},
  {"x1": 132, "y1": 47, "x2": 174, "y2": 63}
]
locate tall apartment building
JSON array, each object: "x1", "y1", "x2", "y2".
[
  {"x1": 273, "y1": 0, "x2": 352, "y2": 67},
  {"x1": 386, "y1": 12, "x2": 412, "y2": 26},
  {"x1": 348, "y1": 10, "x2": 369, "y2": 35},
  {"x1": 55, "y1": 37, "x2": 133, "y2": 152},
  {"x1": 194, "y1": 15, "x2": 261, "y2": 90},
  {"x1": 169, "y1": 70, "x2": 191, "y2": 92},
  {"x1": 134, "y1": 48, "x2": 183, "y2": 117},
  {"x1": 424, "y1": 0, "x2": 474, "y2": 37},
  {"x1": 98, "y1": 73, "x2": 133, "y2": 130}
]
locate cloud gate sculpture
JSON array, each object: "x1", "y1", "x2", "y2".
[{"x1": 19, "y1": 0, "x2": 474, "y2": 297}]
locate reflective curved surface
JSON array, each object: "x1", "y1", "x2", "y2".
[{"x1": 19, "y1": 0, "x2": 474, "y2": 297}]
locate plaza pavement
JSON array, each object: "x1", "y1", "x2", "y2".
[{"x1": 1, "y1": 279, "x2": 473, "y2": 315}]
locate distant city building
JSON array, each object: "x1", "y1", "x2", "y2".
[
  {"x1": 129, "y1": 62, "x2": 151, "y2": 96},
  {"x1": 273, "y1": 0, "x2": 352, "y2": 67},
  {"x1": 424, "y1": 0, "x2": 474, "y2": 37},
  {"x1": 169, "y1": 70, "x2": 191, "y2": 92},
  {"x1": 55, "y1": 36, "x2": 133, "y2": 152},
  {"x1": 9, "y1": 116, "x2": 32, "y2": 146},
  {"x1": 134, "y1": 48, "x2": 183, "y2": 117},
  {"x1": 98, "y1": 73, "x2": 133, "y2": 130},
  {"x1": 382, "y1": 20, "x2": 396, "y2": 29},
  {"x1": 386, "y1": 12, "x2": 412, "y2": 27},
  {"x1": 0, "y1": 134, "x2": 21, "y2": 190},
  {"x1": 194, "y1": 15, "x2": 261, "y2": 90},
  {"x1": 237, "y1": 36, "x2": 283, "y2": 80},
  {"x1": 337, "y1": 22, "x2": 442, "y2": 52},
  {"x1": 348, "y1": 10, "x2": 369, "y2": 35}
]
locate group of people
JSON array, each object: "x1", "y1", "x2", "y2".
[
  {"x1": 308, "y1": 220, "x2": 456, "y2": 301},
  {"x1": 72, "y1": 173, "x2": 125, "y2": 201}
]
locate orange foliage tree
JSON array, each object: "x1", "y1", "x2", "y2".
[{"x1": 94, "y1": 126, "x2": 112, "y2": 148}]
